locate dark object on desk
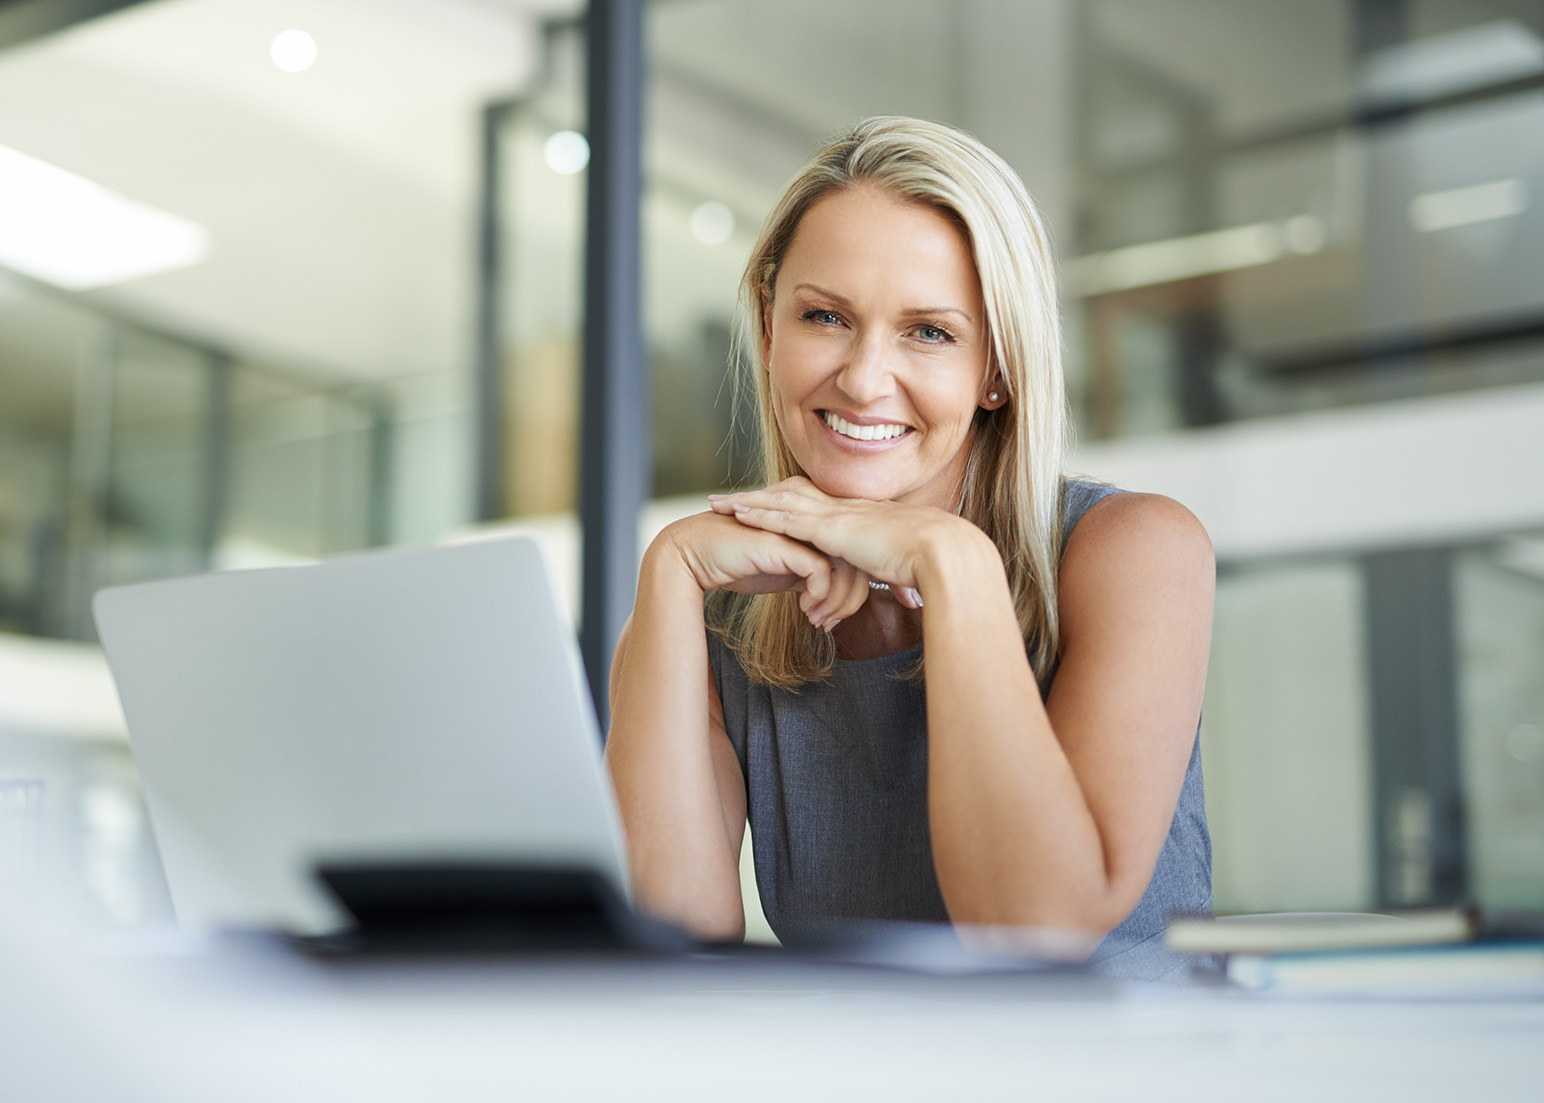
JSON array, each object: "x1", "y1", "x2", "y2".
[{"x1": 299, "y1": 862, "x2": 692, "y2": 955}]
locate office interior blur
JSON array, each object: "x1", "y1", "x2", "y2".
[{"x1": 1, "y1": 0, "x2": 1542, "y2": 935}]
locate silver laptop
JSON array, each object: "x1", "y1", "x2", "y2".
[{"x1": 93, "y1": 536, "x2": 628, "y2": 937}]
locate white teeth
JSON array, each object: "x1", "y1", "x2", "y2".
[{"x1": 823, "y1": 412, "x2": 908, "y2": 441}]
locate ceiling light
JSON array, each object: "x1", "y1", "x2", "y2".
[
  {"x1": 1408, "y1": 179, "x2": 1527, "y2": 233},
  {"x1": 543, "y1": 130, "x2": 589, "y2": 175},
  {"x1": 270, "y1": 29, "x2": 318, "y2": 73},
  {"x1": 689, "y1": 201, "x2": 734, "y2": 246},
  {"x1": 0, "y1": 143, "x2": 210, "y2": 290}
]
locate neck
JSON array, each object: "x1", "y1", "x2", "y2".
[{"x1": 832, "y1": 590, "x2": 922, "y2": 660}]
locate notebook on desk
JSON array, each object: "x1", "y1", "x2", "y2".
[{"x1": 93, "y1": 536, "x2": 642, "y2": 948}]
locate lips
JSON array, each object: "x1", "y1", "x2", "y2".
[{"x1": 822, "y1": 410, "x2": 912, "y2": 442}]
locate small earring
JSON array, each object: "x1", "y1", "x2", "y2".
[{"x1": 988, "y1": 391, "x2": 1000, "y2": 402}]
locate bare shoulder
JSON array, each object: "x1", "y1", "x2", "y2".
[
  {"x1": 1066, "y1": 491, "x2": 1212, "y2": 563},
  {"x1": 1058, "y1": 492, "x2": 1214, "y2": 643}
]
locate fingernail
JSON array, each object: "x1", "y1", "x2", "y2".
[
  {"x1": 733, "y1": 503, "x2": 750, "y2": 513},
  {"x1": 908, "y1": 589, "x2": 924, "y2": 607},
  {"x1": 707, "y1": 493, "x2": 724, "y2": 500}
]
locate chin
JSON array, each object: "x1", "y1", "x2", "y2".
[{"x1": 807, "y1": 468, "x2": 905, "y2": 503}]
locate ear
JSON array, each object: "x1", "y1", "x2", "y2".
[{"x1": 980, "y1": 377, "x2": 1008, "y2": 411}]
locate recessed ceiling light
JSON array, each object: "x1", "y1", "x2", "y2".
[
  {"x1": 544, "y1": 130, "x2": 589, "y2": 175},
  {"x1": 0, "y1": 143, "x2": 210, "y2": 290},
  {"x1": 690, "y1": 201, "x2": 734, "y2": 246},
  {"x1": 270, "y1": 29, "x2": 318, "y2": 74}
]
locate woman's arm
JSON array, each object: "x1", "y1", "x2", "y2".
[
  {"x1": 712, "y1": 481, "x2": 1214, "y2": 937},
  {"x1": 919, "y1": 492, "x2": 1213, "y2": 933},
  {"x1": 604, "y1": 512, "x2": 871, "y2": 941},
  {"x1": 605, "y1": 544, "x2": 746, "y2": 942}
]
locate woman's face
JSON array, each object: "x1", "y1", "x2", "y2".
[{"x1": 762, "y1": 185, "x2": 1001, "y2": 509}]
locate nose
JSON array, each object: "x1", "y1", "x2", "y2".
[{"x1": 835, "y1": 329, "x2": 895, "y2": 405}]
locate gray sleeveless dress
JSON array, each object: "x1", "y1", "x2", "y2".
[{"x1": 706, "y1": 480, "x2": 1218, "y2": 982}]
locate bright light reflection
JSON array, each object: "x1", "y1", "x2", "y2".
[
  {"x1": 1070, "y1": 216, "x2": 1331, "y2": 296},
  {"x1": 690, "y1": 201, "x2": 735, "y2": 245},
  {"x1": 270, "y1": 29, "x2": 317, "y2": 73},
  {"x1": 1408, "y1": 179, "x2": 1527, "y2": 233},
  {"x1": 544, "y1": 130, "x2": 589, "y2": 175},
  {"x1": 0, "y1": 143, "x2": 210, "y2": 290}
]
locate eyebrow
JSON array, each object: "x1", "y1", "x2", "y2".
[{"x1": 790, "y1": 283, "x2": 975, "y2": 325}]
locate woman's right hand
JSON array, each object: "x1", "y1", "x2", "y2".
[
  {"x1": 655, "y1": 510, "x2": 871, "y2": 631},
  {"x1": 609, "y1": 510, "x2": 865, "y2": 939}
]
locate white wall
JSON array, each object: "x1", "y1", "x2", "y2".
[{"x1": 1072, "y1": 379, "x2": 1544, "y2": 560}]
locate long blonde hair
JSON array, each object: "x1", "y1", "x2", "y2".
[{"x1": 721, "y1": 116, "x2": 1070, "y2": 689}]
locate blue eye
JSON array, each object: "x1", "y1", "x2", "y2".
[
  {"x1": 916, "y1": 324, "x2": 955, "y2": 343},
  {"x1": 802, "y1": 309, "x2": 842, "y2": 326}
]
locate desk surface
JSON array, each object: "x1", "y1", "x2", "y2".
[{"x1": 9, "y1": 925, "x2": 1543, "y2": 1103}]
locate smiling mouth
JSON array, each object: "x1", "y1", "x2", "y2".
[{"x1": 821, "y1": 411, "x2": 912, "y2": 442}]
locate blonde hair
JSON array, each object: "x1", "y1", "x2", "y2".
[{"x1": 721, "y1": 116, "x2": 1070, "y2": 689}]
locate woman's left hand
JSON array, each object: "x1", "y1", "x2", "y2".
[{"x1": 708, "y1": 477, "x2": 966, "y2": 610}]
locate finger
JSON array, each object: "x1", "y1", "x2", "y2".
[
  {"x1": 825, "y1": 559, "x2": 872, "y2": 628},
  {"x1": 787, "y1": 547, "x2": 832, "y2": 616},
  {"x1": 805, "y1": 555, "x2": 858, "y2": 628},
  {"x1": 895, "y1": 586, "x2": 925, "y2": 610},
  {"x1": 731, "y1": 503, "x2": 826, "y2": 550}
]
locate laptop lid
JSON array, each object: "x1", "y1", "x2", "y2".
[{"x1": 93, "y1": 536, "x2": 627, "y2": 935}]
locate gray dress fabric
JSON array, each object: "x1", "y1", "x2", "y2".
[{"x1": 706, "y1": 479, "x2": 1219, "y2": 982}]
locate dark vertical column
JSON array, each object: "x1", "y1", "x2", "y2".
[
  {"x1": 366, "y1": 393, "x2": 394, "y2": 547},
  {"x1": 473, "y1": 101, "x2": 507, "y2": 523},
  {"x1": 579, "y1": 0, "x2": 647, "y2": 733},
  {"x1": 1353, "y1": 0, "x2": 1408, "y2": 57},
  {"x1": 1363, "y1": 548, "x2": 1468, "y2": 907},
  {"x1": 198, "y1": 351, "x2": 231, "y2": 570}
]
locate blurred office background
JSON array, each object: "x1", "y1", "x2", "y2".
[{"x1": 1, "y1": 0, "x2": 1541, "y2": 932}]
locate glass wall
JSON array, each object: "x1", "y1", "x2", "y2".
[
  {"x1": 1455, "y1": 534, "x2": 1544, "y2": 910},
  {"x1": 0, "y1": 0, "x2": 551, "y2": 640},
  {"x1": 483, "y1": 0, "x2": 1544, "y2": 503},
  {"x1": 0, "y1": 279, "x2": 388, "y2": 642}
]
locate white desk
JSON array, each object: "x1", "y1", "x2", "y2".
[{"x1": 7, "y1": 920, "x2": 1541, "y2": 1103}]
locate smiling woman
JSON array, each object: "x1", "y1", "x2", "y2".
[
  {"x1": 604, "y1": 117, "x2": 1217, "y2": 980},
  {"x1": 760, "y1": 187, "x2": 999, "y2": 510}
]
